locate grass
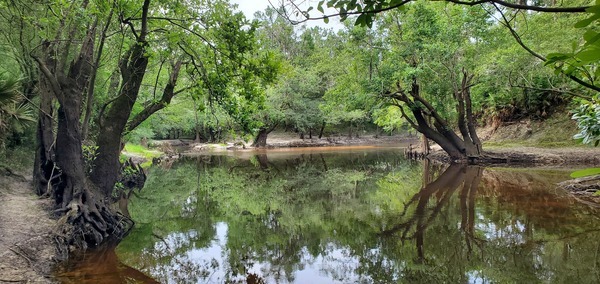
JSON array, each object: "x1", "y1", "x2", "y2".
[{"x1": 121, "y1": 143, "x2": 163, "y2": 168}]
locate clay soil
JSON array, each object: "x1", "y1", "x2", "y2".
[{"x1": 0, "y1": 170, "x2": 57, "y2": 283}]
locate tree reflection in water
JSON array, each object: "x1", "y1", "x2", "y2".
[
  {"x1": 381, "y1": 163, "x2": 484, "y2": 264},
  {"x1": 57, "y1": 149, "x2": 600, "y2": 283}
]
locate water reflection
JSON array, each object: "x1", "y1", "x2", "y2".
[
  {"x1": 55, "y1": 244, "x2": 159, "y2": 283},
  {"x1": 57, "y1": 148, "x2": 600, "y2": 283},
  {"x1": 380, "y1": 163, "x2": 484, "y2": 264}
]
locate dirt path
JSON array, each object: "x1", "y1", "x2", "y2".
[{"x1": 0, "y1": 170, "x2": 56, "y2": 283}]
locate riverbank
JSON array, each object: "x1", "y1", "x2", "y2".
[
  {"x1": 154, "y1": 133, "x2": 418, "y2": 153},
  {"x1": 424, "y1": 145, "x2": 600, "y2": 166},
  {"x1": 0, "y1": 169, "x2": 56, "y2": 283},
  {"x1": 400, "y1": 112, "x2": 599, "y2": 165},
  {"x1": 151, "y1": 126, "x2": 599, "y2": 166}
]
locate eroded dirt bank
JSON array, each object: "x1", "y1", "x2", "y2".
[
  {"x1": 0, "y1": 170, "x2": 57, "y2": 283},
  {"x1": 425, "y1": 145, "x2": 600, "y2": 166}
]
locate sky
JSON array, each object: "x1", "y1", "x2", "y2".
[{"x1": 230, "y1": 0, "x2": 344, "y2": 31}]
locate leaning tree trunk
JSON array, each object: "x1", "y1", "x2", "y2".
[{"x1": 386, "y1": 71, "x2": 482, "y2": 163}]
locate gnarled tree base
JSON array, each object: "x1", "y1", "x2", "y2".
[
  {"x1": 50, "y1": 160, "x2": 146, "y2": 254},
  {"x1": 54, "y1": 190, "x2": 134, "y2": 254}
]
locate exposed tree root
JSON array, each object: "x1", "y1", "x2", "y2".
[
  {"x1": 558, "y1": 175, "x2": 600, "y2": 204},
  {"x1": 51, "y1": 161, "x2": 145, "y2": 253},
  {"x1": 53, "y1": 187, "x2": 134, "y2": 252}
]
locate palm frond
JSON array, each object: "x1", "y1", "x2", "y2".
[
  {"x1": 4, "y1": 103, "x2": 35, "y2": 133},
  {"x1": 0, "y1": 72, "x2": 20, "y2": 105}
]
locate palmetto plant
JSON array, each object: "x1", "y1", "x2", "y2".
[{"x1": 0, "y1": 72, "x2": 35, "y2": 145}]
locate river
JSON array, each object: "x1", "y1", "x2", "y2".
[{"x1": 55, "y1": 146, "x2": 600, "y2": 283}]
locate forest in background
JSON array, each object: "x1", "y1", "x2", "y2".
[{"x1": 0, "y1": 0, "x2": 598, "y2": 249}]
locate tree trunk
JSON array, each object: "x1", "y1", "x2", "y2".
[
  {"x1": 348, "y1": 123, "x2": 352, "y2": 138},
  {"x1": 91, "y1": 3, "x2": 151, "y2": 195},
  {"x1": 33, "y1": 77, "x2": 56, "y2": 196},
  {"x1": 252, "y1": 128, "x2": 269, "y2": 148},
  {"x1": 463, "y1": 72, "x2": 482, "y2": 155},
  {"x1": 33, "y1": 19, "x2": 131, "y2": 248},
  {"x1": 192, "y1": 95, "x2": 201, "y2": 142},
  {"x1": 30, "y1": 0, "x2": 151, "y2": 250},
  {"x1": 255, "y1": 154, "x2": 269, "y2": 169},
  {"x1": 387, "y1": 72, "x2": 483, "y2": 162},
  {"x1": 318, "y1": 121, "x2": 325, "y2": 139},
  {"x1": 252, "y1": 123, "x2": 277, "y2": 148},
  {"x1": 82, "y1": 7, "x2": 114, "y2": 140},
  {"x1": 421, "y1": 134, "x2": 429, "y2": 155}
]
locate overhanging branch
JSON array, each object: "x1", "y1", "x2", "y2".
[
  {"x1": 494, "y1": 4, "x2": 600, "y2": 93},
  {"x1": 277, "y1": 0, "x2": 590, "y2": 25}
]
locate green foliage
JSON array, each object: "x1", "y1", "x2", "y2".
[
  {"x1": 317, "y1": 25, "x2": 380, "y2": 131},
  {"x1": 276, "y1": 0, "x2": 598, "y2": 137},
  {"x1": 570, "y1": 167, "x2": 600, "y2": 177},
  {"x1": 0, "y1": 72, "x2": 34, "y2": 148},
  {"x1": 373, "y1": 106, "x2": 407, "y2": 133},
  {"x1": 126, "y1": 126, "x2": 154, "y2": 144},
  {"x1": 273, "y1": 67, "x2": 325, "y2": 133},
  {"x1": 82, "y1": 144, "x2": 99, "y2": 174},
  {"x1": 0, "y1": 143, "x2": 35, "y2": 172},
  {"x1": 545, "y1": 1, "x2": 600, "y2": 91},
  {"x1": 572, "y1": 96, "x2": 600, "y2": 146}
]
